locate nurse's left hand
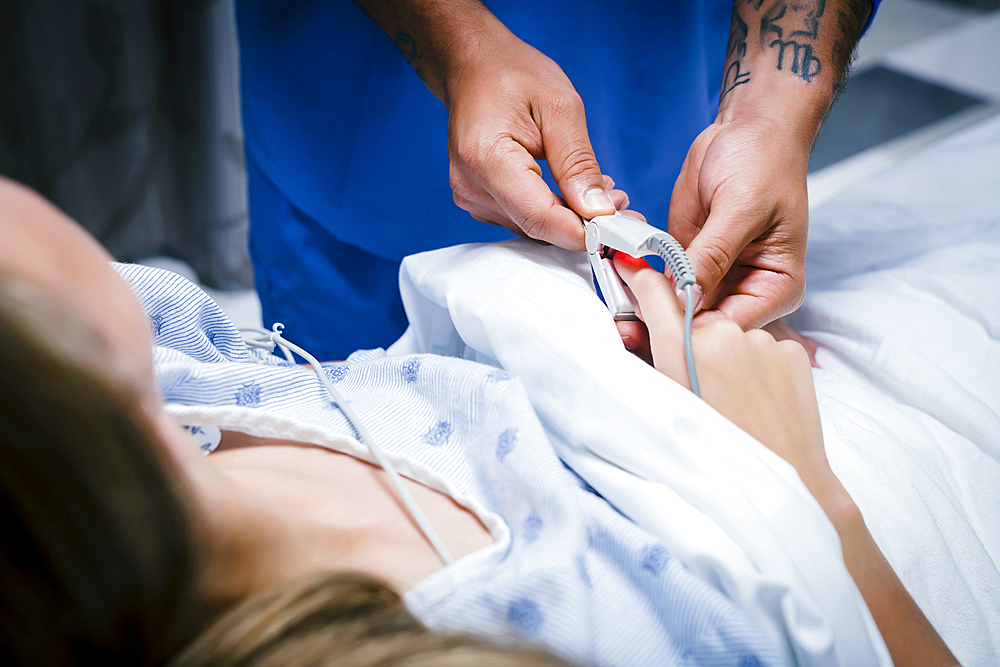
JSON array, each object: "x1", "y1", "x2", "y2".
[{"x1": 667, "y1": 115, "x2": 810, "y2": 331}]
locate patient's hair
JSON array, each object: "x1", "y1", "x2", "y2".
[
  {"x1": 0, "y1": 277, "x2": 198, "y2": 665},
  {"x1": 0, "y1": 277, "x2": 571, "y2": 667},
  {"x1": 173, "y1": 572, "x2": 570, "y2": 667}
]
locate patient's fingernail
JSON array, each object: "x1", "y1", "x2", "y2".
[
  {"x1": 583, "y1": 188, "x2": 615, "y2": 214},
  {"x1": 676, "y1": 284, "x2": 704, "y2": 312},
  {"x1": 621, "y1": 335, "x2": 638, "y2": 351}
]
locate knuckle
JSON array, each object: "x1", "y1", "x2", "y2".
[
  {"x1": 449, "y1": 173, "x2": 477, "y2": 208},
  {"x1": 700, "y1": 319, "x2": 742, "y2": 351},
  {"x1": 517, "y1": 208, "x2": 550, "y2": 240},
  {"x1": 555, "y1": 142, "x2": 599, "y2": 181},
  {"x1": 712, "y1": 319, "x2": 743, "y2": 338},
  {"x1": 549, "y1": 89, "x2": 585, "y2": 118},
  {"x1": 745, "y1": 329, "x2": 774, "y2": 347},
  {"x1": 777, "y1": 339, "x2": 809, "y2": 364},
  {"x1": 787, "y1": 277, "x2": 806, "y2": 310},
  {"x1": 697, "y1": 241, "x2": 735, "y2": 283},
  {"x1": 452, "y1": 132, "x2": 501, "y2": 176},
  {"x1": 628, "y1": 264, "x2": 668, "y2": 293}
]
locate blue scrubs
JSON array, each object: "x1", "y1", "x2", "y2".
[{"x1": 236, "y1": 0, "x2": 877, "y2": 361}]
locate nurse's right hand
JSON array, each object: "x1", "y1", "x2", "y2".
[
  {"x1": 359, "y1": 0, "x2": 620, "y2": 251},
  {"x1": 442, "y1": 21, "x2": 621, "y2": 250}
]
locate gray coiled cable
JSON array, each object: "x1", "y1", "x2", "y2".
[{"x1": 648, "y1": 235, "x2": 701, "y2": 398}]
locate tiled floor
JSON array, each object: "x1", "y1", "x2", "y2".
[{"x1": 161, "y1": 0, "x2": 1000, "y2": 327}]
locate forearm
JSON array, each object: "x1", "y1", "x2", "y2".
[
  {"x1": 809, "y1": 474, "x2": 959, "y2": 666},
  {"x1": 719, "y1": 0, "x2": 872, "y2": 146},
  {"x1": 353, "y1": 0, "x2": 507, "y2": 103}
]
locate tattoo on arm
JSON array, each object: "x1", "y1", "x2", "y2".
[
  {"x1": 791, "y1": 0, "x2": 825, "y2": 39},
  {"x1": 736, "y1": 0, "x2": 870, "y2": 87},
  {"x1": 393, "y1": 31, "x2": 427, "y2": 82},
  {"x1": 831, "y1": 0, "x2": 869, "y2": 83},
  {"x1": 760, "y1": 3, "x2": 786, "y2": 46},
  {"x1": 721, "y1": 10, "x2": 751, "y2": 100}
]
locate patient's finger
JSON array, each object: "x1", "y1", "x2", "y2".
[
  {"x1": 616, "y1": 319, "x2": 653, "y2": 366},
  {"x1": 613, "y1": 252, "x2": 690, "y2": 387}
]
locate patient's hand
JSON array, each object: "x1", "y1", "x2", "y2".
[
  {"x1": 613, "y1": 253, "x2": 832, "y2": 493},
  {"x1": 614, "y1": 253, "x2": 960, "y2": 667}
]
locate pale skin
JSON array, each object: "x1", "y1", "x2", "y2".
[
  {"x1": 355, "y1": 0, "x2": 870, "y2": 331},
  {"x1": 0, "y1": 177, "x2": 956, "y2": 663},
  {"x1": 612, "y1": 251, "x2": 959, "y2": 667}
]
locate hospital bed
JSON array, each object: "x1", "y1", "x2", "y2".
[{"x1": 391, "y1": 112, "x2": 1000, "y2": 666}]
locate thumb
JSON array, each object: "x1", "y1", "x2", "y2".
[
  {"x1": 537, "y1": 94, "x2": 616, "y2": 220},
  {"x1": 684, "y1": 207, "x2": 760, "y2": 309}
]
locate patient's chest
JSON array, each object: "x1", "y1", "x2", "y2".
[{"x1": 211, "y1": 431, "x2": 495, "y2": 592}]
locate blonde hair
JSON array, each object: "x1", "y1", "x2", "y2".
[
  {"x1": 173, "y1": 572, "x2": 574, "y2": 667},
  {"x1": 0, "y1": 276, "x2": 575, "y2": 667}
]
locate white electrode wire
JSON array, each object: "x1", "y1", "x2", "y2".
[
  {"x1": 239, "y1": 328, "x2": 295, "y2": 363},
  {"x1": 683, "y1": 284, "x2": 701, "y2": 398},
  {"x1": 268, "y1": 323, "x2": 455, "y2": 566}
]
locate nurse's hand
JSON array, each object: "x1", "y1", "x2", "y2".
[
  {"x1": 359, "y1": 0, "x2": 618, "y2": 251},
  {"x1": 667, "y1": 115, "x2": 810, "y2": 331},
  {"x1": 664, "y1": 0, "x2": 878, "y2": 331},
  {"x1": 443, "y1": 27, "x2": 619, "y2": 250}
]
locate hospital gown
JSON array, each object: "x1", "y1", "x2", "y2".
[{"x1": 116, "y1": 262, "x2": 781, "y2": 667}]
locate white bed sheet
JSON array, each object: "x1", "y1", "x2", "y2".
[
  {"x1": 392, "y1": 114, "x2": 1000, "y2": 665},
  {"x1": 788, "y1": 113, "x2": 1000, "y2": 665}
]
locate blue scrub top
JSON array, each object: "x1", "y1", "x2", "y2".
[{"x1": 235, "y1": 0, "x2": 878, "y2": 360}]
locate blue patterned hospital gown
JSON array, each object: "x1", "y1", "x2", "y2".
[{"x1": 116, "y1": 263, "x2": 782, "y2": 667}]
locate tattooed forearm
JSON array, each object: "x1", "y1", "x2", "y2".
[
  {"x1": 760, "y1": 1, "x2": 827, "y2": 83},
  {"x1": 771, "y1": 39, "x2": 822, "y2": 82},
  {"x1": 760, "y1": 3, "x2": 787, "y2": 47},
  {"x1": 727, "y1": 0, "x2": 870, "y2": 92},
  {"x1": 790, "y1": 0, "x2": 825, "y2": 39},
  {"x1": 830, "y1": 0, "x2": 870, "y2": 85},
  {"x1": 355, "y1": 0, "x2": 498, "y2": 100},
  {"x1": 394, "y1": 31, "x2": 427, "y2": 83},
  {"x1": 721, "y1": 9, "x2": 751, "y2": 100}
]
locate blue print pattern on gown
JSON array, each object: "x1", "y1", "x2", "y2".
[
  {"x1": 422, "y1": 421, "x2": 453, "y2": 447},
  {"x1": 325, "y1": 364, "x2": 350, "y2": 383},
  {"x1": 641, "y1": 544, "x2": 670, "y2": 575},
  {"x1": 507, "y1": 598, "x2": 544, "y2": 636},
  {"x1": 402, "y1": 357, "x2": 421, "y2": 383},
  {"x1": 495, "y1": 427, "x2": 517, "y2": 461},
  {"x1": 115, "y1": 263, "x2": 784, "y2": 667},
  {"x1": 486, "y1": 369, "x2": 510, "y2": 383},
  {"x1": 234, "y1": 381, "x2": 262, "y2": 407},
  {"x1": 523, "y1": 512, "x2": 543, "y2": 543}
]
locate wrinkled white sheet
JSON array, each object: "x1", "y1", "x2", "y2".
[
  {"x1": 393, "y1": 115, "x2": 1000, "y2": 666},
  {"x1": 787, "y1": 114, "x2": 1000, "y2": 666},
  {"x1": 396, "y1": 240, "x2": 887, "y2": 667}
]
